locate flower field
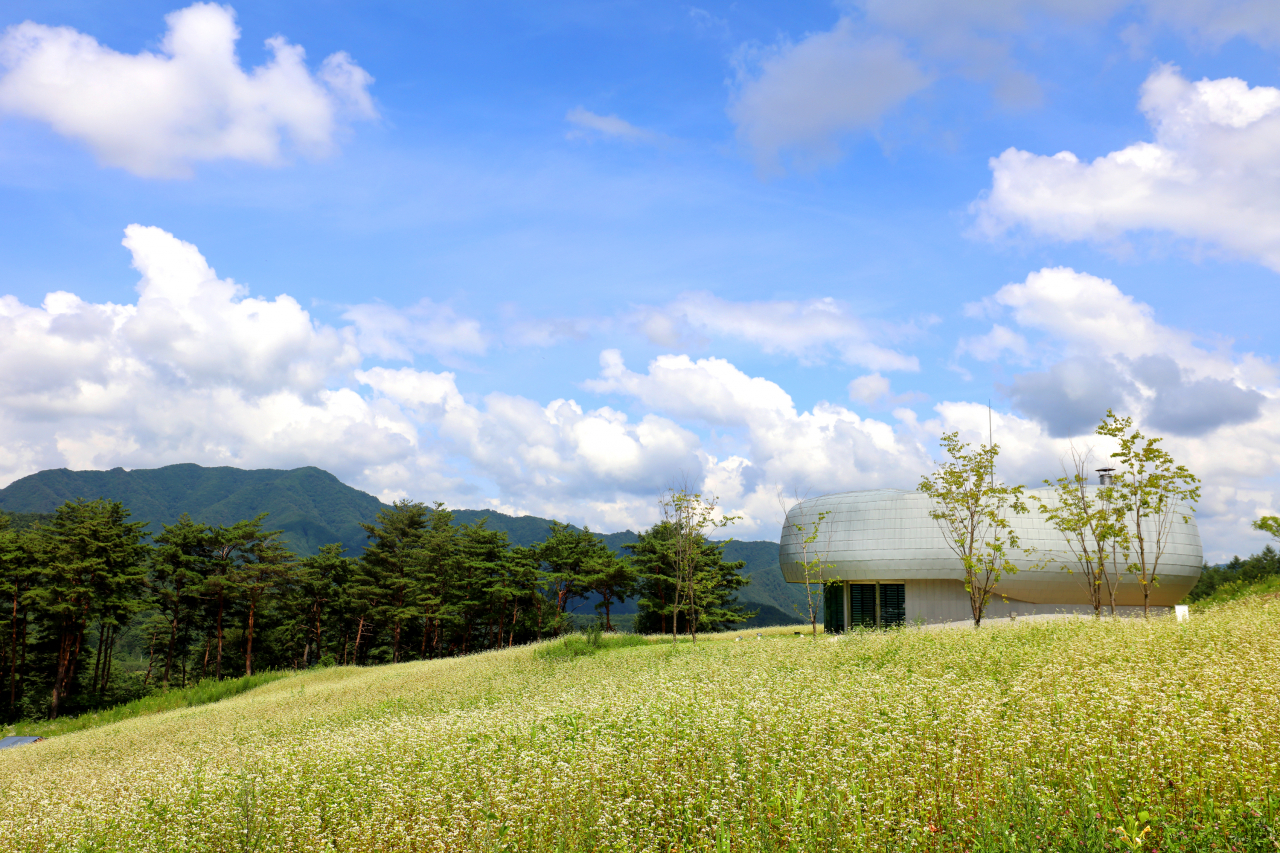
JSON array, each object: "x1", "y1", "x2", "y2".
[{"x1": 1, "y1": 600, "x2": 1278, "y2": 852}]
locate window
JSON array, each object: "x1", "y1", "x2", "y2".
[
  {"x1": 823, "y1": 583, "x2": 844, "y2": 633},
  {"x1": 850, "y1": 584, "x2": 877, "y2": 627},
  {"x1": 880, "y1": 583, "x2": 905, "y2": 627}
]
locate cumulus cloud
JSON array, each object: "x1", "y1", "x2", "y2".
[
  {"x1": 565, "y1": 107, "x2": 662, "y2": 143},
  {"x1": 3, "y1": 228, "x2": 1274, "y2": 552},
  {"x1": 586, "y1": 349, "x2": 935, "y2": 527},
  {"x1": 963, "y1": 267, "x2": 1272, "y2": 442},
  {"x1": 974, "y1": 66, "x2": 1280, "y2": 269},
  {"x1": 729, "y1": 20, "x2": 929, "y2": 170},
  {"x1": 632, "y1": 291, "x2": 920, "y2": 371},
  {"x1": 1130, "y1": 355, "x2": 1266, "y2": 436},
  {"x1": 0, "y1": 3, "x2": 375, "y2": 177}
]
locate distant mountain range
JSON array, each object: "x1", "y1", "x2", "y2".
[{"x1": 0, "y1": 464, "x2": 806, "y2": 627}]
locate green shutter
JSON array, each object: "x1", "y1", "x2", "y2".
[
  {"x1": 850, "y1": 584, "x2": 876, "y2": 627},
  {"x1": 880, "y1": 584, "x2": 905, "y2": 626}
]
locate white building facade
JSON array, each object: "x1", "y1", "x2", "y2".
[{"x1": 778, "y1": 487, "x2": 1203, "y2": 628}]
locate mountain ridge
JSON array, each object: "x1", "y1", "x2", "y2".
[{"x1": 0, "y1": 463, "x2": 806, "y2": 624}]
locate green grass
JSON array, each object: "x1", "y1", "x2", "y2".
[
  {"x1": 534, "y1": 631, "x2": 652, "y2": 660},
  {"x1": 2, "y1": 603, "x2": 1278, "y2": 852},
  {"x1": 6, "y1": 670, "x2": 291, "y2": 739}
]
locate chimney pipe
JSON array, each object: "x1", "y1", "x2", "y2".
[{"x1": 1096, "y1": 468, "x2": 1115, "y2": 486}]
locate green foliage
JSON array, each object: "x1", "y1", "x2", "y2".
[
  {"x1": 1096, "y1": 410, "x2": 1201, "y2": 616},
  {"x1": 1254, "y1": 515, "x2": 1280, "y2": 541},
  {"x1": 7, "y1": 670, "x2": 289, "y2": 738},
  {"x1": 1032, "y1": 446, "x2": 1130, "y2": 616},
  {"x1": 628, "y1": 521, "x2": 754, "y2": 636},
  {"x1": 1188, "y1": 546, "x2": 1280, "y2": 604},
  {"x1": 918, "y1": 431, "x2": 1029, "y2": 625}
]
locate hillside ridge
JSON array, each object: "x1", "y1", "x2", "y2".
[{"x1": 0, "y1": 464, "x2": 805, "y2": 623}]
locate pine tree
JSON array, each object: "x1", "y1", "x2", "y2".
[{"x1": 30, "y1": 500, "x2": 147, "y2": 717}]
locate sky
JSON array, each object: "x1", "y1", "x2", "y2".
[{"x1": 0, "y1": 0, "x2": 1277, "y2": 559}]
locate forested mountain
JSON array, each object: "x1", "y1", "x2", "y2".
[
  {"x1": 0, "y1": 465, "x2": 380, "y2": 557},
  {"x1": 0, "y1": 464, "x2": 806, "y2": 622}
]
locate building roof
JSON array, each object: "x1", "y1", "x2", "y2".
[{"x1": 0, "y1": 736, "x2": 44, "y2": 750}]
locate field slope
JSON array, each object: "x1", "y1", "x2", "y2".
[{"x1": 2, "y1": 602, "x2": 1277, "y2": 852}]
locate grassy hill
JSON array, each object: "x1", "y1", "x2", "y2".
[
  {"x1": 2, "y1": 600, "x2": 1276, "y2": 851},
  {"x1": 0, "y1": 464, "x2": 806, "y2": 624}
]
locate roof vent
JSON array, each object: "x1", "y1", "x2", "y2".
[{"x1": 1096, "y1": 468, "x2": 1115, "y2": 486}]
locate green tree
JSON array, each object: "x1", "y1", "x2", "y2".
[
  {"x1": 152, "y1": 514, "x2": 211, "y2": 687},
  {"x1": 358, "y1": 500, "x2": 430, "y2": 663},
  {"x1": 203, "y1": 517, "x2": 267, "y2": 680},
  {"x1": 537, "y1": 522, "x2": 595, "y2": 633},
  {"x1": 1096, "y1": 410, "x2": 1201, "y2": 617},
  {"x1": 230, "y1": 519, "x2": 296, "y2": 676},
  {"x1": 0, "y1": 517, "x2": 38, "y2": 718},
  {"x1": 628, "y1": 522, "x2": 678, "y2": 635},
  {"x1": 918, "y1": 432, "x2": 1029, "y2": 627},
  {"x1": 780, "y1": 502, "x2": 834, "y2": 637},
  {"x1": 658, "y1": 486, "x2": 739, "y2": 643},
  {"x1": 294, "y1": 544, "x2": 352, "y2": 666},
  {"x1": 582, "y1": 544, "x2": 635, "y2": 632},
  {"x1": 1254, "y1": 516, "x2": 1280, "y2": 541},
  {"x1": 630, "y1": 521, "x2": 752, "y2": 635},
  {"x1": 31, "y1": 500, "x2": 148, "y2": 717},
  {"x1": 1033, "y1": 447, "x2": 1129, "y2": 617}
]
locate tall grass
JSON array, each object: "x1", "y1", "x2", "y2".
[
  {"x1": 7, "y1": 671, "x2": 290, "y2": 739},
  {"x1": 1, "y1": 600, "x2": 1277, "y2": 852}
]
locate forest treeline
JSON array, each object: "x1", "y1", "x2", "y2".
[
  {"x1": 0, "y1": 498, "x2": 752, "y2": 722},
  {"x1": 1188, "y1": 546, "x2": 1280, "y2": 602}
]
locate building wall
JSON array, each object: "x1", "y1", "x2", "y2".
[
  {"x1": 827, "y1": 579, "x2": 1170, "y2": 628},
  {"x1": 781, "y1": 488, "x2": 1202, "y2": 612}
]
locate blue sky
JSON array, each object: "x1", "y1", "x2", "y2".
[{"x1": 0, "y1": 1, "x2": 1277, "y2": 558}]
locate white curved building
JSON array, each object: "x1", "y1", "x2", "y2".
[{"x1": 778, "y1": 486, "x2": 1202, "y2": 628}]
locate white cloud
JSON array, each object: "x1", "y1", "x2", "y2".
[
  {"x1": 343, "y1": 298, "x2": 487, "y2": 365},
  {"x1": 586, "y1": 349, "x2": 935, "y2": 529},
  {"x1": 848, "y1": 372, "x2": 928, "y2": 406},
  {"x1": 632, "y1": 291, "x2": 920, "y2": 371},
  {"x1": 974, "y1": 66, "x2": 1280, "y2": 270},
  {"x1": 963, "y1": 268, "x2": 1272, "y2": 438},
  {"x1": 729, "y1": 20, "x2": 930, "y2": 170},
  {"x1": 0, "y1": 3, "x2": 375, "y2": 178},
  {"x1": 565, "y1": 107, "x2": 662, "y2": 143},
  {"x1": 2, "y1": 228, "x2": 1274, "y2": 555},
  {"x1": 950, "y1": 266, "x2": 1279, "y2": 557}
]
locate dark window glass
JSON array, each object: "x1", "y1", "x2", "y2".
[{"x1": 823, "y1": 583, "x2": 844, "y2": 633}]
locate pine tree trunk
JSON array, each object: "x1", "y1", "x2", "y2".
[
  {"x1": 163, "y1": 616, "x2": 178, "y2": 688},
  {"x1": 100, "y1": 625, "x2": 114, "y2": 696},
  {"x1": 245, "y1": 597, "x2": 256, "y2": 677},
  {"x1": 351, "y1": 615, "x2": 365, "y2": 665},
  {"x1": 215, "y1": 592, "x2": 225, "y2": 681},
  {"x1": 8, "y1": 592, "x2": 17, "y2": 714},
  {"x1": 91, "y1": 622, "x2": 105, "y2": 694},
  {"x1": 142, "y1": 630, "x2": 157, "y2": 688}
]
